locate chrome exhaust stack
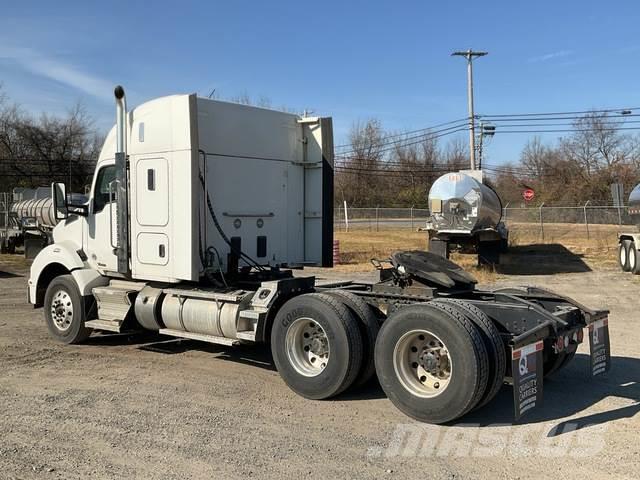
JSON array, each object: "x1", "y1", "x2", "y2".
[
  {"x1": 113, "y1": 85, "x2": 130, "y2": 276},
  {"x1": 114, "y1": 85, "x2": 127, "y2": 155}
]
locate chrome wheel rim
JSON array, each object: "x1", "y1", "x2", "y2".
[
  {"x1": 629, "y1": 246, "x2": 636, "y2": 270},
  {"x1": 621, "y1": 245, "x2": 627, "y2": 266},
  {"x1": 285, "y1": 317, "x2": 330, "y2": 377},
  {"x1": 50, "y1": 289, "x2": 73, "y2": 331},
  {"x1": 393, "y1": 329, "x2": 452, "y2": 398}
]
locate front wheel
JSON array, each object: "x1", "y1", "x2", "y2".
[{"x1": 44, "y1": 274, "x2": 92, "y2": 344}]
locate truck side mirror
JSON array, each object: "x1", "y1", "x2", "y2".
[{"x1": 52, "y1": 182, "x2": 68, "y2": 220}]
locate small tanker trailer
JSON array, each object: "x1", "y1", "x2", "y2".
[
  {"x1": 618, "y1": 183, "x2": 640, "y2": 273},
  {"x1": 426, "y1": 170, "x2": 508, "y2": 265},
  {"x1": 1, "y1": 194, "x2": 85, "y2": 257}
]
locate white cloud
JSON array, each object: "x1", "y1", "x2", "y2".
[
  {"x1": 0, "y1": 45, "x2": 113, "y2": 101},
  {"x1": 528, "y1": 50, "x2": 573, "y2": 63}
]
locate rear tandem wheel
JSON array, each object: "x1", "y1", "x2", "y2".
[
  {"x1": 374, "y1": 303, "x2": 489, "y2": 424},
  {"x1": 324, "y1": 289, "x2": 380, "y2": 389},
  {"x1": 431, "y1": 298, "x2": 507, "y2": 410},
  {"x1": 271, "y1": 293, "x2": 364, "y2": 400}
]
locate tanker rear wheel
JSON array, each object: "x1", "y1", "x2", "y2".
[
  {"x1": 478, "y1": 241, "x2": 500, "y2": 266},
  {"x1": 271, "y1": 293, "x2": 363, "y2": 400}
]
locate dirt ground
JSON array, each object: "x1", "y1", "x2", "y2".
[{"x1": 1, "y1": 243, "x2": 640, "y2": 479}]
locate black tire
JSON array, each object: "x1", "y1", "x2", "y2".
[
  {"x1": 44, "y1": 274, "x2": 92, "y2": 344},
  {"x1": 543, "y1": 349, "x2": 565, "y2": 377},
  {"x1": 559, "y1": 350, "x2": 577, "y2": 370},
  {"x1": 499, "y1": 237, "x2": 509, "y2": 253},
  {"x1": 629, "y1": 242, "x2": 640, "y2": 275},
  {"x1": 427, "y1": 301, "x2": 490, "y2": 414},
  {"x1": 431, "y1": 299, "x2": 506, "y2": 410},
  {"x1": 478, "y1": 241, "x2": 500, "y2": 266},
  {"x1": 271, "y1": 293, "x2": 363, "y2": 400},
  {"x1": 375, "y1": 303, "x2": 489, "y2": 424},
  {"x1": 324, "y1": 290, "x2": 380, "y2": 388},
  {"x1": 620, "y1": 240, "x2": 632, "y2": 272}
]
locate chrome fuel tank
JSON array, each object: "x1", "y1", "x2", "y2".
[{"x1": 428, "y1": 171, "x2": 502, "y2": 233}]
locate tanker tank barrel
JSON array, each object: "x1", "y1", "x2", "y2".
[{"x1": 427, "y1": 170, "x2": 502, "y2": 233}]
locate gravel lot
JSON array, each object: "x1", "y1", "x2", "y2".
[{"x1": 1, "y1": 254, "x2": 639, "y2": 479}]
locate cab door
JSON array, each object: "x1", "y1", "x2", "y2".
[{"x1": 85, "y1": 163, "x2": 119, "y2": 273}]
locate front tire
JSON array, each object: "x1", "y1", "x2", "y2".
[
  {"x1": 271, "y1": 293, "x2": 363, "y2": 400},
  {"x1": 44, "y1": 274, "x2": 92, "y2": 344}
]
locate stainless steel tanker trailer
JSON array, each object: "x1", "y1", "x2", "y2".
[
  {"x1": 1, "y1": 194, "x2": 84, "y2": 257},
  {"x1": 28, "y1": 86, "x2": 610, "y2": 424},
  {"x1": 618, "y1": 183, "x2": 640, "y2": 273},
  {"x1": 1, "y1": 196, "x2": 55, "y2": 255},
  {"x1": 425, "y1": 170, "x2": 509, "y2": 265}
]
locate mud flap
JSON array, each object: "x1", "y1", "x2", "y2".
[
  {"x1": 512, "y1": 340, "x2": 544, "y2": 420},
  {"x1": 588, "y1": 318, "x2": 611, "y2": 376}
]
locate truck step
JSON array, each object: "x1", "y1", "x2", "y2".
[
  {"x1": 235, "y1": 330, "x2": 256, "y2": 342},
  {"x1": 85, "y1": 319, "x2": 125, "y2": 333},
  {"x1": 92, "y1": 281, "x2": 146, "y2": 322},
  {"x1": 158, "y1": 329, "x2": 239, "y2": 346}
]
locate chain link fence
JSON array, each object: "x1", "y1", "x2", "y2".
[
  {"x1": 334, "y1": 207, "x2": 431, "y2": 231},
  {"x1": 334, "y1": 204, "x2": 637, "y2": 238}
]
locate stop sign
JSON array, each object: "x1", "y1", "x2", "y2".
[{"x1": 523, "y1": 188, "x2": 535, "y2": 202}]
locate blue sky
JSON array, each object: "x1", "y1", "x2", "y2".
[{"x1": 2, "y1": 0, "x2": 640, "y2": 164}]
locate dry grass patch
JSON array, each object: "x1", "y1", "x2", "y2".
[
  {"x1": 333, "y1": 229, "x2": 498, "y2": 283},
  {"x1": 333, "y1": 223, "x2": 629, "y2": 281}
]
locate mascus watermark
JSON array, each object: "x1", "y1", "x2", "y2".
[{"x1": 366, "y1": 422, "x2": 607, "y2": 458}]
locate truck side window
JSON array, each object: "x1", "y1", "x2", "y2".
[{"x1": 94, "y1": 165, "x2": 117, "y2": 213}]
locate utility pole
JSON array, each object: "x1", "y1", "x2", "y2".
[{"x1": 451, "y1": 49, "x2": 487, "y2": 170}]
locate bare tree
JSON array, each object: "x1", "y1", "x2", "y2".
[
  {"x1": 336, "y1": 119, "x2": 387, "y2": 206},
  {"x1": 442, "y1": 137, "x2": 468, "y2": 169},
  {"x1": 0, "y1": 93, "x2": 103, "y2": 192}
]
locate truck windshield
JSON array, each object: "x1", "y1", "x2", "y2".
[{"x1": 94, "y1": 165, "x2": 116, "y2": 212}]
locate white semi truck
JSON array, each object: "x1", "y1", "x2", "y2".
[
  {"x1": 29, "y1": 86, "x2": 610, "y2": 423},
  {"x1": 618, "y1": 183, "x2": 640, "y2": 273}
]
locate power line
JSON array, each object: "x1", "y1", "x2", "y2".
[
  {"x1": 485, "y1": 113, "x2": 640, "y2": 123},
  {"x1": 335, "y1": 127, "x2": 469, "y2": 159},
  {"x1": 488, "y1": 126, "x2": 640, "y2": 134},
  {"x1": 333, "y1": 117, "x2": 469, "y2": 150},
  {"x1": 334, "y1": 167, "x2": 462, "y2": 179},
  {"x1": 479, "y1": 106, "x2": 640, "y2": 119},
  {"x1": 335, "y1": 123, "x2": 469, "y2": 156},
  {"x1": 477, "y1": 121, "x2": 640, "y2": 129}
]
